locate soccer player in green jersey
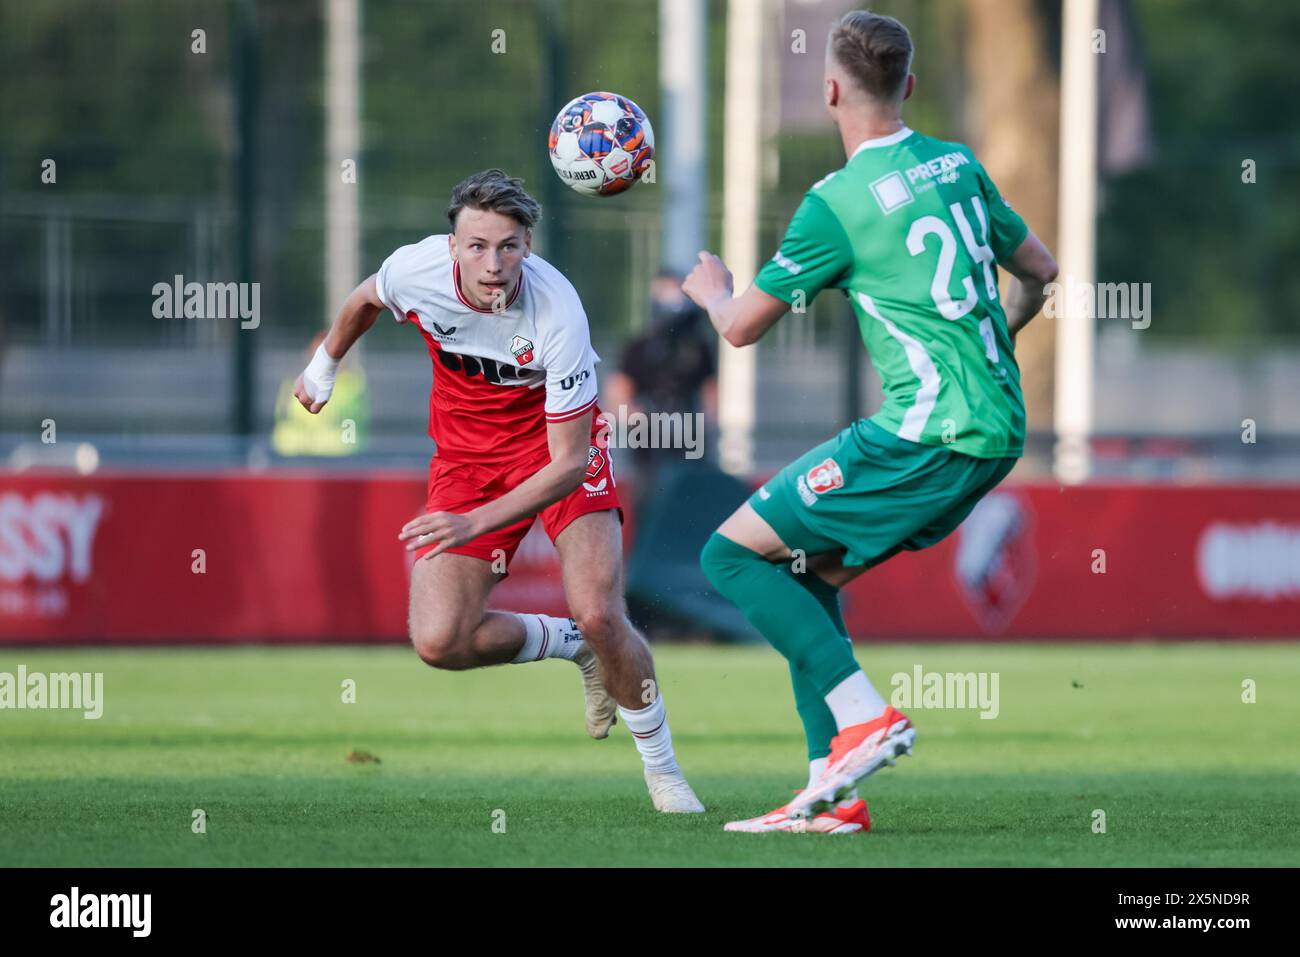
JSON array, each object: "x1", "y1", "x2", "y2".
[{"x1": 686, "y1": 10, "x2": 1059, "y2": 833}]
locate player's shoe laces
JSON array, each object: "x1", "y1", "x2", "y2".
[
  {"x1": 572, "y1": 640, "x2": 617, "y2": 739},
  {"x1": 788, "y1": 706, "x2": 915, "y2": 818},
  {"x1": 644, "y1": 767, "x2": 706, "y2": 813},
  {"x1": 724, "y1": 793, "x2": 871, "y2": 834}
]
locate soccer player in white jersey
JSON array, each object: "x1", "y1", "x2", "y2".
[{"x1": 293, "y1": 169, "x2": 703, "y2": 814}]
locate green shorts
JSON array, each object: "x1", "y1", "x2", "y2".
[{"x1": 750, "y1": 419, "x2": 1018, "y2": 569}]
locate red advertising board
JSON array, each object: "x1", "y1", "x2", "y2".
[
  {"x1": 0, "y1": 472, "x2": 1297, "y2": 642},
  {"x1": 837, "y1": 484, "x2": 1300, "y2": 639}
]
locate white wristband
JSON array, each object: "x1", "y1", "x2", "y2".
[{"x1": 302, "y1": 343, "x2": 340, "y2": 404}]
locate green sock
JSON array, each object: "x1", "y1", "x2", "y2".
[
  {"x1": 783, "y1": 565, "x2": 849, "y2": 761},
  {"x1": 789, "y1": 662, "x2": 838, "y2": 761},
  {"x1": 700, "y1": 532, "x2": 861, "y2": 708},
  {"x1": 789, "y1": 564, "x2": 848, "y2": 637}
]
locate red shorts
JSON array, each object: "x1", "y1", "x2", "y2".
[{"x1": 416, "y1": 433, "x2": 622, "y2": 567}]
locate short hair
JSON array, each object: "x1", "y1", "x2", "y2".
[
  {"x1": 446, "y1": 168, "x2": 542, "y2": 231},
  {"x1": 827, "y1": 10, "x2": 914, "y2": 102}
]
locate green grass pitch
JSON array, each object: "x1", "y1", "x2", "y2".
[{"x1": 1, "y1": 642, "x2": 1297, "y2": 867}]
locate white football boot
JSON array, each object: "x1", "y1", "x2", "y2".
[
  {"x1": 725, "y1": 795, "x2": 871, "y2": 834},
  {"x1": 572, "y1": 642, "x2": 617, "y2": 739},
  {"x1": 787, "y1": 706, "x2": 915, "y2": 818},
  {"x1": 645, "y1": 767, "x2": 706, "y2": 813}
]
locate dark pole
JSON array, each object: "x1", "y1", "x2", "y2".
[
  {"x1": 232, "y1": 0, "x2": 258, "y2": 440},
  {"x1": 538, "y1": 0, "x2": 567, "y2": 275}
]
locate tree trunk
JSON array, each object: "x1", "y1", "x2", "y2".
[{"x1": 961, "y1": 0, "x2": 1060, "y2": 432}]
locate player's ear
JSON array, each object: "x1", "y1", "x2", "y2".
[
  {"x1": 824, "y1": 76, "x2": 838, "y2": 110},
  {"x1": 902, "y1": 73, "x2": 916, "y2": 102},
  {"x1": 448, "y1": 233, "x2": 458, "y2": 261},
  {"x1": 523, "y1": 229, "x2": 532, "y2": 257}
]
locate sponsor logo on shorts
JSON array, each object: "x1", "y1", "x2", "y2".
[
  {"x1": 806, "y1": 458, "x2": 844, "y2": 494},
  {"x1": 583, "y1": 445, "x2": 611, "y2": 494}
]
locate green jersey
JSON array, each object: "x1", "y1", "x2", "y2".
[{"x1": 755, "y1": 127, "x2": 1029, "y2": 459}]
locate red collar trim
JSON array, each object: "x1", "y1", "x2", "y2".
[{"x1": 452, "y1": 260, "x2": 524, "y2": 314}]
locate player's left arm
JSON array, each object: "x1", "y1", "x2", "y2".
[
  {"x1": 398, "y1": 412, "x2": 591, "y2": 560},
  {"x1": 975, "y1": 162, "x2": 1058, "y2": 340},
  {"x1": 1001, "y1": 231, "x2": 1059, "y2": 339}
]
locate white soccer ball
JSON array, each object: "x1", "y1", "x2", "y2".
[{"x1": 548, "y1": 92, "x2": 655, "y2": 197}]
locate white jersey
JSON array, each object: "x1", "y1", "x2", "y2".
[{"x1": 375, "y1": 234, "x2": 601, "y2": 463}]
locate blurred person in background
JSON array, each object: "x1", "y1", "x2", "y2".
[
  {"x1": 272, "y1": 332, "x2": 370, "y2": 457},
  {"x1": 603, "y1": 270, "x2": 717, "y2": 506}
]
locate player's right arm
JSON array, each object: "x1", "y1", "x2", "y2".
[{"x1": 293, "y1": 274, "x2": 385, "y2": 414}]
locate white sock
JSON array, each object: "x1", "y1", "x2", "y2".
[
  {"x1": 618, "y1": 695, "x2": 678, "y2": 773},
  {"x1": 824, "y1": 670, "x2": 888, "y2": 731},
  {"x1": 807, "y1": 757, "x2": 829, "y2": 788},
  {"x1": 508, "y1": 614, "x2": 584, "y2": 663},
  {"x1": 807, "y1": 757, "x2": 856, "y2": 802}
]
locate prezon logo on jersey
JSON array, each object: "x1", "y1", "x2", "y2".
[
  {"x1": 905, "y1": 150, "x2": 970, "y2": 185},
  {"x1": 806, "y1": 459, "x2": 844, "y2": 494}
]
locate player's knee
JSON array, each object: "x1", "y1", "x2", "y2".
[
  {"x1": 700, "y1": 532, "x2": 746, "y2": 593},
  {"x1": 574, "y1": 607, "x2": 620, "y2": 646},
  {"x1": 410, "y1": 624, "x2": 471, "y2": 670}
]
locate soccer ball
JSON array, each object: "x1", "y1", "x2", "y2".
[{"x1": 548, "y1": 91, "x2": 655, "y2": 197}]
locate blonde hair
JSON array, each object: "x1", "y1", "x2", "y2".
[{"x1": 828, "y1": 10, "x2": 914, "y2": 102}]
